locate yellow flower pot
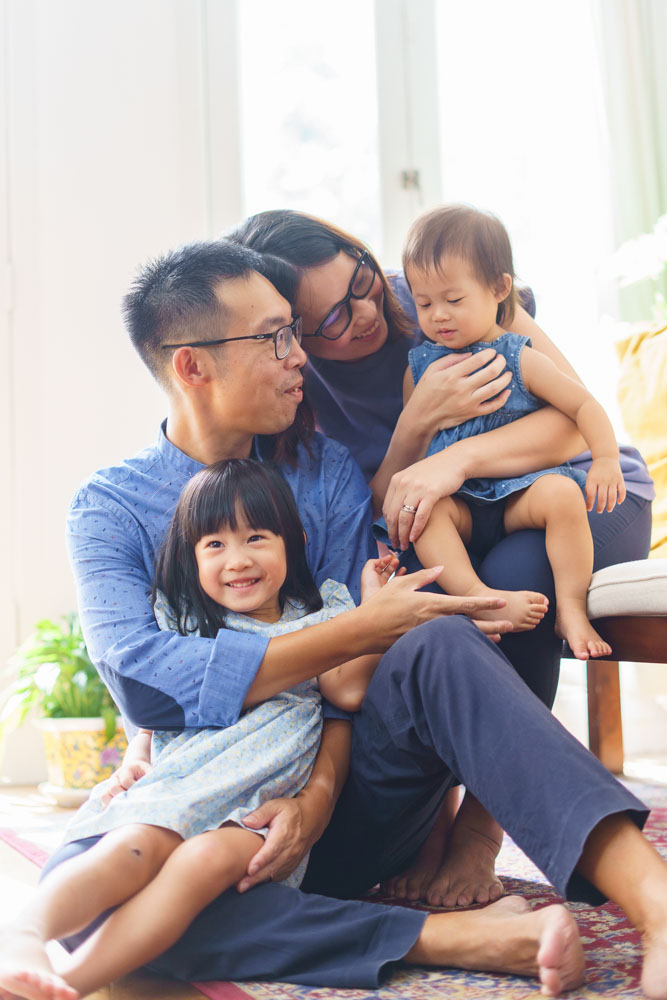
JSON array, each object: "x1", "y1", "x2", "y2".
[{"x1": 36, "y1": 717, "x2": 127, "y2": 807}]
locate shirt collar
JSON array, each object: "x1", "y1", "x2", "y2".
[{"x1": 157, "y1": 419, "x2": 263, "y2": 472}]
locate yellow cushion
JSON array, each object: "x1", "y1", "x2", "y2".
[{"x1": 616, "y1": 323, "x2": 667, "y2": 557}]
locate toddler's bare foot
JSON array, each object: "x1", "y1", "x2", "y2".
[
  {"x1": 424, "y1": 815, "x2": 504, "y2": 908},
  {"x1": 0, "y1": 929, "x2": 78, "y2": 1000},
  {"x1": 470, "y1": 587, "x2": 548, "y2": 631},
  {"x1": 555, "y1": 600, "x2": 611, "y2": 660},
  {"x1": 407, "y1": 898, "x2": 585, "y2": 994}
]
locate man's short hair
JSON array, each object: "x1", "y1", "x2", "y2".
[{"x1": 122, "y1": 240, "x2": 267, "y2": 385}]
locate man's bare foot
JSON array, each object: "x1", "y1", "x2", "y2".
[
  {"x1": 641, "y1": 925, "x2": 667, "y2": 1000},
  {"x1": 0, "y1": 929, "x2": 78, "y2": 1000},
  {"x1": 382, "y1": 842, "x2": 443, "y2": 902},
  {"x1": 383, "y1": 789, "x2": 460, "y2": 902},
  {"x1": 470, "y1": 587, "x2": 548, "y2": 631},
  {"x1": 423, "y1": 811, "x2": 504, "y2": 908},
  {"x1": 405, "y1": 897, "x2": 585, "y2": 994},
  {"x1": 555, "y1": 601, "x2": 611, "y2": 660}
]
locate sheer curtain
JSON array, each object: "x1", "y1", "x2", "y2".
[{"x1": 593, "y1": 0, "x2": 667, "y2": 320}]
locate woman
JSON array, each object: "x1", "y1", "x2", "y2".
[{"x1": 228, "y1": 209, "x2": 653, "y2": 707}]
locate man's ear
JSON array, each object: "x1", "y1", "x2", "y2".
[
  {"x1": 494, "y1": 273, "x2": 513, "y2": 303},
  {"x1": 171, "y1": 347, "x2": 213, "y2": 388}
]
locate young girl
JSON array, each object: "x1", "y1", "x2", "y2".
[
  {"x1": 0, "y1": 459, "x2": 400, "y2": 1000},
  {"x1": 385, "y1": 203, "x2": 625, "y2": 661}
]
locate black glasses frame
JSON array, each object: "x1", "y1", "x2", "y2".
[
  {"x1": 305, "y1": 251, "x2": 377, "y2": 340},
  {"x1": 161, "y1": 316, "x2": 303, "y2": 361}
]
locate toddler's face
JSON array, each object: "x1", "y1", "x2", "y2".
[{"x1": 407, "y1": 255, "x2": 510, "y2": 349}]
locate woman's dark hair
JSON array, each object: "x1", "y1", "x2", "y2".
[
  {"x1": 153, "y1": 459, "x2": 323, "y2": 637},
  {"x1": 226, "y1": 210, "x2": 415, "y2": 341}
]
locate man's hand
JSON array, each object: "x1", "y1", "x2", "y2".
[
  {"x1": 237, "y1": 797, "x2": 313, "y2": 892},
  {"x1": 358, "y1": 566, "x2": 510, "y2": 648},
  {"x1": 585, "y1": 457, "x2": 626, "y2": 513},
  {"x1": 100, "y1": 760, "x2": 152, "y2": 807},
  {"x1": 470, "y1": 618, "x2": 513, "y2": 643}
]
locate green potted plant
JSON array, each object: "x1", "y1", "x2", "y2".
[{"x1": 0, "y1": 614, "x2": 127, "y2": 806}]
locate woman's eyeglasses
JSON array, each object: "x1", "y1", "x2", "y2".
[
  {"x1": 306, "y1": 251, "x2": 377, "y2": 341},
  {"x1": 161, "y1": 316, "x2": 303, "y2": 361}
]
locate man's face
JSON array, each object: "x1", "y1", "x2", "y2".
[{"x1": 209, "y1": 272, "x2": 307, "y2": 438}]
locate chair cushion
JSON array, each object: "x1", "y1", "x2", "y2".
[{"x1": 587, "y1": 559, "x2": 667, "y2": 618}]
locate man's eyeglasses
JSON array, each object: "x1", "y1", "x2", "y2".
[
  {"x1": 161, "y1": 316, "x2": 303, "y2": 361},
  {"x1": 305, "y1": 251, "x2": 377, "y2": 341}
]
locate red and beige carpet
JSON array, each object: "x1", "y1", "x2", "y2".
[{"x1": 1, "y1": 779, "x2": 665, "y2": 1000}]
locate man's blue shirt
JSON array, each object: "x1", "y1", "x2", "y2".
[{"x1": 66, "y1": 423, "x2": 374, "y2": 731}]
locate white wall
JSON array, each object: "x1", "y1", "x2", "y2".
[{"x1": 1, "y1": 0, "x2": 242, "y2": 779}]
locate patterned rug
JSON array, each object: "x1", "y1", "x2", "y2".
[{"x1": 1, "y1": 780, "x2": 665, "y2": 1000}]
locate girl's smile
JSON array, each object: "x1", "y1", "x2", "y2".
[{"x1": 195, "y1": 512, "x2": 287, "y2": 624}]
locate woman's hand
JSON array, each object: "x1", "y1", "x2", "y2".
[
  {"x1": 100, "y1": 760, "x2": 152, "y2": 807},
  {"x1": 585, "y1": 458, "x2": 626, "y2": 513},
  {"x1": 383, "y1": 451, "x2": 469, "y2": 550},
  {"x1": 401, "y1": 349, "x2": 512, "y2": 439},
  {"x1": 237, "y1": 797, "x2": 314, "y2": 891}
]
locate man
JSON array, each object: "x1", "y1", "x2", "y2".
[{"x1": 41, "y1": 241, "x2": 667, "y2": 998}]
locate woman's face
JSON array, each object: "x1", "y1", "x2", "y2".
[{"x1": 295, "y1": 251, "x2": 389, "y2": 362}]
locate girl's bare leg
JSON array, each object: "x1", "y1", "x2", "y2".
[
  {"x1": 57, "y1": 825, "x2": 262, "y2": 999},
  {"x1": 504, "y1": 476, "x2": 612, "y2": 660},
  {"x1": 0, "y1": 823, "x2": 181, "y2": 1000},
  {"x1": 415, "y1": 496, "x2": 548, "y2": 631},
  {"x1": 576, "y1": 813, "x2": 667, "y2": 1000}
]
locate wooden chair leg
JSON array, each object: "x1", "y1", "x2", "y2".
[{"x1": 586, "y1": 660, "x2": 624, "y2": 774}]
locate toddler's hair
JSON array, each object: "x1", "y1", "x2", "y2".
[
  {"x1": 154, "y1": 459, "x2": 323, "y2": 637},
  {"x1": 402, "y1": 204, "x2": 517, "y2": 326}
]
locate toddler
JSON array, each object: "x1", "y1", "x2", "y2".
[{"x1": 397, "y1": 204, "x2": 624, "y2": 660}]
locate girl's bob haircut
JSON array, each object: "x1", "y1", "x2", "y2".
[
  {"x1": 154, "y1": 459, "x2": 323, "y2": 637},
  {"x1": 402, "y1": 204, "x2": 517, "y2": 327},
  {"x1": 227, "y1": 209, "x2": 416, "y2": 341}
]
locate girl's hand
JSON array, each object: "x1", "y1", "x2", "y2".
[
  {"x1": 383, "y1": 451, "x2": 468, "y2": 550},
  {"x1": 402, "y1": 349, "x2": 512, "y2": 438},
  {"x1": 359, "y1": 553, "x2": 404, "y2": 602},
  {"x1": 100, "y1": 760, "x2": 152, "y2": 807},
  {"x1": 585, "y1": 458, "x2": 626, "y2": 513}
]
